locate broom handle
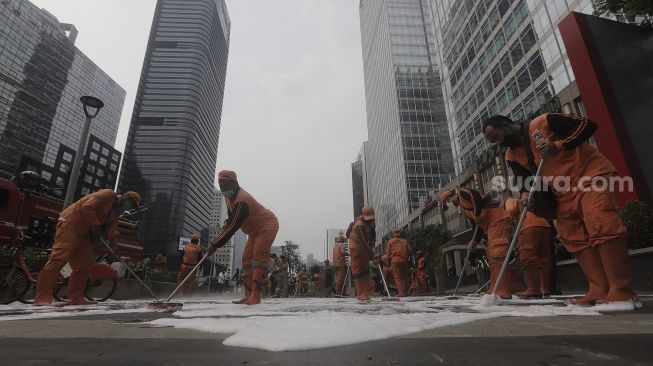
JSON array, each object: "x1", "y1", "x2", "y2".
[
  {"x1": 165, "y1": 250, "x2": 212, "y2": 302},
  {"x1": 341, "y1": 266, "x2": 350, "y2": 296},
  {"x1": 99, "y1": 237, "x2": 160, "y2": 301},
  {"x1": 453, "y1": 225, "x2": 479, "y2": 297},
  {"x1": 491, "y1": 159, "x2": 545, "y2": 296},
  {"x1": 378, "y1": 263, "x2": 392, "y2": 297}
]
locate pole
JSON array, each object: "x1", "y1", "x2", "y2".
[
  {"x1": 63, "y1": 115, "x2": 92, "y2": 208},
  {"x1": 452, "y1": 226, "x2": 479, "y2": 297}
]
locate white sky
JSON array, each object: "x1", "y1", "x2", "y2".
[{"x1": 29, "y1": 0, "x2": 369, "y2": 259}]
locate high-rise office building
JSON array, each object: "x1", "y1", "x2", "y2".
[
  {"x1": 359, "y1": 0, "x2": 454, "y2": 242},
  {"x1": 428, "y1": 0, "x2": 598, "y2": 173},
  {"x1": 0, "y1": 0, "x2": 125, "y2": 193},
  {"x1": 351, "y1": 141, "x2": 369, "y2": 218},
  {"x1": 119, "y1": 0, "x2": 230, "y2": 255}
]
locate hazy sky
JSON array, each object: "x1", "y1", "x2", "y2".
[{"x1": 29, "y1": 0, "x2": 369, "y2": 259}]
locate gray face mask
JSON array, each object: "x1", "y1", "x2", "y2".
[{"x1": 222, "y1": 189, "x2": 237, "y2": 198}]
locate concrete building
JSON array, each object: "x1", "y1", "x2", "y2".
[
  {"x1": 0, "y1": 0, "x2": 125, "y2": 197},
  {"x1": 359, "y1": 0, "x2": 455, "y2": 243},
  {"x1": 119, "y1": 0, "x2": 231, "y2": 255}
]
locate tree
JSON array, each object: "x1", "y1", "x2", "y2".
[
  {"x1": 621, "y1": 200, "x2": 653, "y2": 249},
  {"x1": 592, "y1": 0, "x2": 653, "y2": 17},
  {"x1": 401, "y1": 224, "x2": 450, "y2": 271},
  {"x1": 281, "y1": 240, "x2": 303, "y2": 274}
]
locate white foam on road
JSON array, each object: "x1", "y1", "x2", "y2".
[{"x1": 148, "y1": 296, "x2": 601, "y2": 352}]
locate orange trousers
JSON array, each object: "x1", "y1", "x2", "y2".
[
  {"x1": 349, "y1": 243, "x2": 370, "y2": 278},
  {"x1": 177, "y1": 264, "x2": 197, "y2": 295},
  {"x1": 417, "y1": 270, "x2": 427, "y2": 295},
  {"x1": 518, "y1": 226, "x2": 552, "y2": 269},
  {"x1": 486, "y1": 218, "x2": 514, "y2": 263},
  {"x1": 334, "y1": 265, "x2": 346, "y2": 294},
  {"x1": 391, "y1": 261, "x2": 409, "y2": 296},
  {"x1": 555, "y1": 181, "x2": 626, "y2": 253},
  {"x1": 241, "y1": 218, "x2": 279, "y2": 274},
  {"x1": 35, "y1": 221, "x2": 96, "y2": 304}
]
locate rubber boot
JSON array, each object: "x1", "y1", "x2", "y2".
[
  {"x1": 355, "y1": 273, "x2": 371, "y2": 301},
  {"x1": 568, "y1": 247, "x2": 608, "y2": 306},
  {"x1": 232, "y1": 272, "x2": 252, "y2": 304},
  {"x1": 539, "y1": 266, "x2": 551, "y2": 296},
  {"x1": 66, "y1": 271, "x2": 97, "y2": 305},
  {"x1": 488, "y1": 262, "x2": 512, "y2": 299},
  {"x1": 516, "y1": 267, "x2": 542, "y2": 298},
  {"x1": 33, "y1": 268, "x2": 60, "y2": 305},
  {"x1": 244, "y1": 268, "x2": 267, "y2": 305},
  {"x1": 596, "y1": 238, "x2": 637, "y2": 303}
]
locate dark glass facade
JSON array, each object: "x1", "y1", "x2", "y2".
[
  {"x1": 119, "y1": 0, "x2": 230, "y2": 255},
  {"x1": 359, "y1": 0, "x2": 454, "y2": 241},
  {"x1": 0, "y1": 0, "x2": 125, "y2": 183}
]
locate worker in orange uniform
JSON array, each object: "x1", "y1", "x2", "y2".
[
  {"x1": 483, "y1": 113, "x2": 640, "y2": 309},
  {"x1": 209, "y1": 170, "x2": 279, "y2": 305},
  {"x1": 347, "y1": 205, "x2": 376, "y2": 301},
  {"x1": 440, "y1": 188, "x2": 516, "y2": 299},
  {"x1": 385, "y1": 228, "x2": 412, "y2": 297},
  {"x1": 34, "y1": 190, "x2": 141, "y2": 306},
  {"x1": 154, "y1": 249, "x2": 167, "y2": 272},
  {"x1": 504, "y1": 198, "x2": 552, "y2": 298},
  {"x1": 415, "y1": 250, "x2": 428, "y2": 295},
  {"x1": 332, "y1": 234, "x2": 347, "y2": 295},
  {"x1": 177, "y1": 234, "x2": 203, "y2": 296}
]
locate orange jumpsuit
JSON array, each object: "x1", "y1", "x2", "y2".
[
  {"x1": 177, "y1": 243, "x2": 202, "y2": 295},
  {"x1": 215, "y1": 187, "x2": 278, "y2": 304},
  {"x1": 506, "y1": 113, "x2": 635, "y2": 304},
  {"x1": 458, "y1": 188, "x2": 516, "y2": 298},
  {"x1": 506, "y1": 198, "x2": 552, "y2": 296},
  {"x1": 416, "y1": 257, "x2": 427, "y2": 295},
  {"x1": 35, "y1": 189, "x2": 121, "y2": 304},
  {"x1": 348, "y1": 217, "x2": 374, "y2": 300},
  {"x1": 332, "y1": 242, "x2": 347, "y2": 295},
  {"x1": 386, "y1": 237, "x2": 412, "y2": 296}
]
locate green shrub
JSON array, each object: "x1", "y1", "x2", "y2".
[{"x1": 621, "y1": 200, "x2": 653, "y2": 249}]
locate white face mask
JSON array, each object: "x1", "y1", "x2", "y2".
[{"x1": 446, "y1": 201, "x2": 457, "y2": 210}]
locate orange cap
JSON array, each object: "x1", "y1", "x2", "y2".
[
  {"x1": 362, "y1": 205, "x2": 375, "y2": 220},
  {"x1": 191, "y1": 234, "x2": 199, "y2": 241},
  {"x1": 124, "y1": 191, "x2": 141, "y2": 208},
  {"x1": 218, "y1": 170, "x2": 237, "y2": 181},
  {"x1": 438, "y1": 190, "x2": 455, "y2": 211}
]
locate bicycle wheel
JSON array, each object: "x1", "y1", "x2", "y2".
[
  {"x1": 85, "y1": 277, "x2": 117, "y2": 302},
  {"x1": 0, "y1": 265, "x2": 30, "y2": 304}
]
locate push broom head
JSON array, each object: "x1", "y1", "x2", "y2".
[
  {"x1": 148, "y1": 301, "x2": 184, "y2": 313},
  {"x1": 479, "y1": 293, "x2": 502, "y2": 307}
]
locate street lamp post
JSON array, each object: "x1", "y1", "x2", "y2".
[{"x1": 63, "y1": 96, "x2": 104, "y2": 208}]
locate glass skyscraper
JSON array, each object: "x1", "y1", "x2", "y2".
[
  {"x1": 0, "y1": 0, "x2": 125, "y2": 183},
  {"x1": 119, "y1": 0, "x2": 230, "y2": 255},
  {"x1": 428, "y1": 0, "x2": 598, "y2": 172},
  {"x1": 359, "y1": 0, "x2": 455, "y2": 242}
]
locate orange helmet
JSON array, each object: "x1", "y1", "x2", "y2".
[{"x1": 362, "y1": 205, "x2": 375, "y2": 220}]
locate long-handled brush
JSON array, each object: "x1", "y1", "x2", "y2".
[
  {"x1": 447, "y1": 226, "x2": 479, "y2": 300},
  {"x1": 98, "y1": 237, "x2": 161, "y2": 303},
  {"x1": 378, "y1": 263, "x2": 399, "y2": 301},
  {"x1": 479, "y1": 159, "x2": 545, "y2": 307},
  {"x1": 148, "y1": 250, "x2": 213, "y2": 312}
]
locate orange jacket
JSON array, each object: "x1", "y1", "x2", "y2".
[
  {"x1": 458, "y1": 188, "x2": 513, "y2": 246},
  {"x1": 332, "y1": 243, "x2": 346, "y2": 267},
  {"x1": 181, "y1": 244, "x2": 202, "y2": 266},
  {"x1": 225, "y1": 188, "x2": 276, "y2": 235},
  {"x1": 60, "y1": 189, "x2": 120, "y2": 238},
  {"x1": 506, "y1": 113, "x2": 617, "y2": 184},
  {"x1": 348, "y1": 218, "x2": 374, "y2": 254},
  {"x1": 386, "y1": 237, "x2": 412, "y2": 264}
]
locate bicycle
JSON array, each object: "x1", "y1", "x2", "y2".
[{"x1": 0, "y1": 232, "x2": 118, "y2": 304}]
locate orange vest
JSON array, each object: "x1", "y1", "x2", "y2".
[
  {"x1": 182, "y1": 244, "x2": 202, "y2": 266},
  {"x1": 225, "y1": 188, "x2": 276, "y2": 234},
  {"x1": 60, "y1": 189, "x2": 120, "y2": 237},
  {"x1": 386, "y1": 237, "x2": 411, "y2": 264},
  {"x1": 505, "y1": 114, "x2": 617, "y2": 185},
  {"x1": 348, "y1": 218, "x2": 372, "y2": 252},
  {"x1": 332, "y1": 243, "x2": 346, "y2": 267}
]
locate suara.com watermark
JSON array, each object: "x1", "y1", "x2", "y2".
[{"x1": 491, "y1": 175, "x2": 634, "y2": 193}]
